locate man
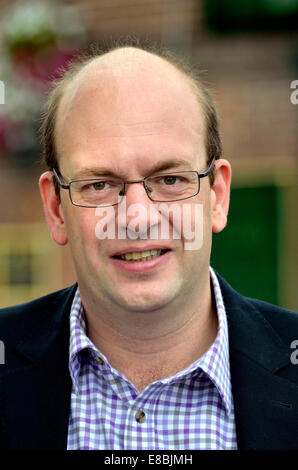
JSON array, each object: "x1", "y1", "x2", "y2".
[{"x1": 0, "y1": 44, "x2": 298, "y2": 450}]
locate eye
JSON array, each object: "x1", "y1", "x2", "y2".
[
  {"x1": 90, "y1": 180, "x2": 114, "y2": 191},
  {"x1": 79, "y1": 180, "x2": 112, "y2": 193},
  {"x1": 91, "y1": 181, "x2": 108, "y2": 191},
  {"x1": 161, "y1": 175, "x2": 179, "y2": 185}
]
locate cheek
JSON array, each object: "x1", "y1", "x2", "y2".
[
  {"x1": 67, "y1": 212, "x2": 108, "y2": 276},
  {"x1": 180, "y1": 193, "x2": 211, "y2": 245},
  {"x1": 65, "y1": 209, "x2": 98, "y2": 249}
]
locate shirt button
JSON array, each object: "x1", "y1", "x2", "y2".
[
  {"x1": 95, "y1": 356, "x2": 104, "y2": 365},
  {"x1": 135, "y1": 410, "x2": 146, "y2": 423}
]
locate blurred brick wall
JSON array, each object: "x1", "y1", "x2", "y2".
[
  {"x1": 192, "y1": 35, "x2": 297, "y2": 165},
  {"x1": 61, "y1": 0, "x2": 200, "y2": 40}
]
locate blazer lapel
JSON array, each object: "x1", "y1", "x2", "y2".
[
  {"x1": 1, "y1": 285, "x2": 76, "y2": 450},
  {"x1": 218, "y1": 274, "x2": 298, "y2": 449},
  {"x1": 230, "y1": 350, "x2": 298, "y2": 449}
]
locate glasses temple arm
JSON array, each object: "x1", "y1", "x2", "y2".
[
  {"x1": 53, "y1": 168, "x2": 69, "y2": 189},
  {"x1": 198, "y1": 156, "x2": 216, "y2": 177}
]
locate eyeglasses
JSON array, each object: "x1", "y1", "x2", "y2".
[{"x1": 53, "y1": 157, "x2": 215, "y2": 208}]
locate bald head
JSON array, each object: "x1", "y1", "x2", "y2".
[
  {"x1": 60, "y1": 46, "x2": 195, "y2": 96},
  {"x1": 56, "y1": 47, "x2": 203, "y2": 129},
  {"x1": 41, "y1": 43, "x2": 222, "y2": 187},
  {"x1": 56, "y1": 47, "x2": 205, "y2": 159}
]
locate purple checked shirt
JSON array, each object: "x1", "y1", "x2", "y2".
[{"x1": 67, "y1": 267, "x2": 237, "y2": 450}]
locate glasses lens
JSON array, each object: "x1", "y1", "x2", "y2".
[
  {"x1": 70, "y1": 178, "x2": 123, "y2": 207},
  {"x1": 146, "y1": 172, "x2": 199, "y2": 201}
]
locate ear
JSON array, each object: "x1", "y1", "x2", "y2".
[
  {"x1": 210, "y1": 159, "x2": 232, "y2": 233},
  {"x1": 39, "y1": 171, "x2": 68, "y2": 246}
]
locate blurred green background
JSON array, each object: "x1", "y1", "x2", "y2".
[{"x1": 212, "y1": 185, "x2": 280, "y2": 304}]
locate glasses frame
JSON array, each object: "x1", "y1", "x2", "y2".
[{"x1": 52, "y1": 156, "x2": 215, "y2": 208}]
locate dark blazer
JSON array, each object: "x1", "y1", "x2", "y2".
[{"x1": 0, "y1": 274, "x2": 298, "y2": 450}]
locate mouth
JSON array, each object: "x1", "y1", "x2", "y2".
[{"x1": 113, "y1": 249, "x2": 169, "y2": 262}]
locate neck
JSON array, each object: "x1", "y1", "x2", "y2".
[{"x1": 81, "y1": 275, "x2": 218, "y2": 391}]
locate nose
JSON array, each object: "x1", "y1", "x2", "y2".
[
  {"x1": 118, "y1": 181, "x2": 161, "y2": 239},
  {"x1": 122, "y1": 180, "x2": 151, "y2": 202}
]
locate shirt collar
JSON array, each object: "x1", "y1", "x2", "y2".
[
  {"x1": 68, "y1": 267, "x2": 233, "y2": 414},
  {"x1": 200, "y1": 267, "x2": 233, "y2": 415},
  {"x1": 68, "y1": 289, "x2": 99, "y2": 394}
]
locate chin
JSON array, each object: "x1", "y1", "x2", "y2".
[{"x1": 116, "y1": 287, "x2": 178, "y2": 313}]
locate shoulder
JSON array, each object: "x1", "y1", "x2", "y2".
[
  {"x1": 0, "y1": 285, "x2": 77, "y2": 344},
  {"x1": 216, "y1": 271, "x2": 298, "y2": 343},
  {"x1": 241, "y1": 295, "x2": 298, "y2": 343},
  {"x1": 0, "y1": 284, "x2": 77, "y2": 321}
]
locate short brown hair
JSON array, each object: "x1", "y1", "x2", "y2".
[{"x1": 40, "y1": 40, "x2": 222, "y2": 192}]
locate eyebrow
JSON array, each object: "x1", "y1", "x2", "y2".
[
  {"x1": 71, "y1": 159, "x2": 192, "y2": 180},
  {"x1": 71, "y1": 168, "x2": 120, "y2": 180},
  {"x1": 146, "y1": 158, "x2": 192, "y2": 174},
  {"x1": 72, "y1": 159, "x2": 190, "y2": 181}
]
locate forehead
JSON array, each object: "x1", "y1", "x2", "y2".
[{"x1": 55, "y1": 48, "x2": 206, "y2": 173}]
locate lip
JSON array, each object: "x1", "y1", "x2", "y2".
[
  {"x1": 110, "y1": 248, "x2": 172, "y2": 273},
  {"x1": 111, "y1": 245, "x2": 172, "y2": 257}
]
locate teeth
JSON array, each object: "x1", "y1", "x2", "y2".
[{"x1": 120, "y1": 249, "x2": 162, "y2": 261}]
